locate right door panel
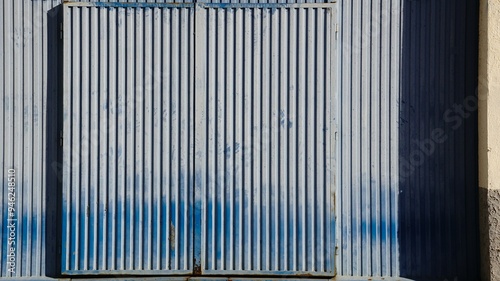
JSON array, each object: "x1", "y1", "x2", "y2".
[{"x1": 195, "y1": 3, "x2": 337, "y2": 276}]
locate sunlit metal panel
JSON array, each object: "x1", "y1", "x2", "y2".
[{"x1": 61, "y1": 3, "x2": 195, "y2": 274}]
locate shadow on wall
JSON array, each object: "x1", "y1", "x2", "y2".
[
  {"x1": 398, "y1": 0, "x2": 480, "y2": 280},
  {"x1": 45, "y1": 5, "x2": 63, "y2": 278}
]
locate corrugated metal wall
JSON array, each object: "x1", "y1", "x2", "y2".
[
  {"x1": 336, "y1": 0, "x2": 400, "y2": 276},
  {"x1": 0, "y1": 0, "x2": 187, "y2": 278},
  {"x1": 61, "y1": 4, "x2": 194, "y2": 274},
  {"x1": 337, "y1": 0, "x2": 480, "y2": 279},
  {"x1": 0, "y1": 0, "x2": 480, "y2": 280},
  {"x1": 0, "y1": 0, "x2": 60, "y2": 278},
  {"x1": 66, "y1": 0, "x2": 193, "y2": 2},
  {"x1": 194, "y1": 4, "x2": 335, "y2": 275}
]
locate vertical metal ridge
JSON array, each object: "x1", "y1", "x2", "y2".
[
  {"x1": 73, "y1": 6, "x2": 82, "y2": 272},
  {"x1": 22, "y1": 0, "x2": 33, "y2": 276},
  {"x1": 12, "y1": 1, "x2": 22, "y2": 274},
  {"x1": 306, "y1": 7, "x2": 313, "y2": 272},
  {"x1": 288, "y1": 7, "x2": 297, "y2": 272},
  {"x1": 2, "y1": 3, "x2": 9, "y2": 277},
  {"x1": 0, "y1": 1, "x2": 5, "y2": 275},
  {"x1": 236, "y1": 9, "x2": 244, "y2": 271},
  {"x1": 180, "y1": 7, "x2": 185, "y2": 270},
  {"x1": 227, "y1": 8, "x2": 235, "y2": 272},
  {"x1": 270, "y1": 7, "x2": 278, "y2": 272},
  {"x1": 135, "y1": 7, "x2": 144, "y2": 271},
  {"x1": 206, "y1": 7, "x2": 216, "y2": 271},
  {"x1": 297, "y1": 7, "x2": 306, "y2": 272},
  {"x1": 189, "y1": 6, "x2": 195, "y2": 270},
  {"x1": 143, "y1": 7, "x2": 153, "y2": 270},
  {"x1": 171, "y1": 7, "x2": 180, "y2": 270},
  {"x1": 325, "y1": 5, "x2": 334, "y2": 274},
  {"x1": 360, "y1": 0, "x2": 370, "y2": 275},
  {"x1": 36, "y1": 0, "x2": 43, "y2": 274},
  {"x1": 370, "y1": 0, "x2": 381, "y2": 276},
  {"x1": 89, "y1": 6, "x2": 98, "y2": 272},
  {"x1": 278, "y1": 7, "x2": 288, "y2": 272},
  {"x1": 35, "y1": 2, "x2": 43, "y2": 260},
  {"x1": 108, "y1": 6, "x2": 118, "y2": 271},
  {"x1": 242, "y1": 7, "x2": 252, "y2": 271},
  {"x1": 316, "y1": 8, "x2": 325, "y2": 273},
  {"x1": 252, "y1": 7, "x2": 262, "y2": 271},
  {"x1": 116, "y1": 6, "x2": 126, "y2": 271},
  {"x1": 161, "y1": 8, "x2": 171, "y2": 271},
  {"x1": 389, "y1": 0, "x2": 400, "y2": 276},
  {"x1": 81, "y1": 6, "x2": 90, "y2": 271},
  {"x1": 125, "y1": 5, "x2": 135, "y2": 270}
]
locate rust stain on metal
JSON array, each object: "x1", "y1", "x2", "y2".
[
  {"x1": 169, "y1": 222, "x2": 176, "y2": 249},
  {"x1": 332, "y1": 191, "x2": 336, "y2": 214}
]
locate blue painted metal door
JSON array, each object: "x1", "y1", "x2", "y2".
[
  {"x1": 62, "y1": 1, "x2": 336, "y2": 277},
  {"x1": 61, "y1": 3, "x2": 195, "y2": 274},
  {"x1": 193, "y1": 2, "x2": 337, "y2": 276}
]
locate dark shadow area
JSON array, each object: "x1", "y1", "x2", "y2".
[
  {"x1": 399, "y1": 0, "x2": 480, "y2": 280},
  {"x1": 478, "y1": 187, "x2": 491, "y2": 281},
  {"x1": 45, "y1": 4, "x2": 63, "y2": 278}
]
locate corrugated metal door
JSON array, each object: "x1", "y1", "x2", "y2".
[
  {"x1": 193, "y1": 2, "x2": 337, "y2": 276},
  {"x1": 62, "y1": 3, "x2": 195, "y2": 275},
  {"x1": 62, "y1": 1, "x2": 336, "y2": 277}
]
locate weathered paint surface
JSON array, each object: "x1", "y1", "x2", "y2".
[
  {"x1": 0, "y1": 0, "x2": 61, "y2": 278},
  {"x1": 336, "y1": 0, "x2": 400, "y2": 276},
  {"x1": 0, "y1": 0, "x2": 480, "y2": 281},
  {"x1": 194, "y1": 3, "x2": 336, "y2": 275},
  {"x1": 62, "y1": 1, "x2": 336, "y2": 276},
  {"x1": 62, "y1": 4, "x2": 194, "y2": 274}
]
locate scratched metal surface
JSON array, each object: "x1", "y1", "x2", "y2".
[
  {"x1": 193, "y1": 3, "x2": 336, "y2": 276},
  {"x1": 61, "y1": 4, "x2": 195, "y2": 274}
]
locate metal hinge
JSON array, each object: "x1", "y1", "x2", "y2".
[
  {"x1": 59, "y1": 130, "x2": 63, "y2": 147},
  {"x1": 335, "y1": 24, "x2": 338, "y2": 40}
]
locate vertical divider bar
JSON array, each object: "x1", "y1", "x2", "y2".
[
  {"x1": 329, "y1": 5, "x2": 338, "y2": 275},
  {"x1": 193, "y1": 2, "x2": 207, "y2": 275}
]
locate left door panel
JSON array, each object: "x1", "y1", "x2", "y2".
[{"x1": 61, "y1": 3, "x2": 194, "y2": 275}]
